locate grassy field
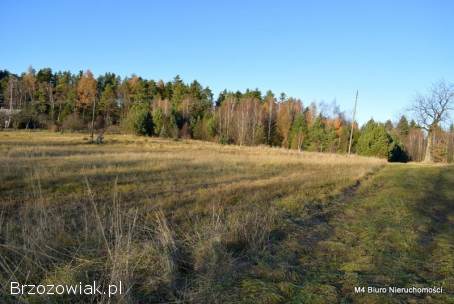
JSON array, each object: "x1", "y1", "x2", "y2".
[
  {"x1": 0, "y1": 131, "x2": 452, "y2": 303},
  {"x1": 298, "y1": 164, "x2": 454, "y2": 303}
]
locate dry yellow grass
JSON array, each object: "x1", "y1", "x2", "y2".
[
  {"x1": 0, "y1": 131, "x2": 385, "y2": 303},
  {"x1": 0, "y1": 131, "x2": 384, "y2": 210}
]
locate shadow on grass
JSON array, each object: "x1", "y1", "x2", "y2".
[{"x1": 305, "y1": 165, "x2": 454, "y2": 303}]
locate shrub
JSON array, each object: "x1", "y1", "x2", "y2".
[
  {"x1": 151, "y1": 108, "x2": 180, "y2": 139},
  {"x1": 121, "y1": 104, "x2": 154, "y2": 136},
  {"x1": 0, "y1": 112, "x2": 5, "y2": 129},
  {"x1": 357, "y1": 119, "x2": 409, "y2": 162},
  {"x1": 152, "y1": 108, "x2": 164, "y2": 135},
  {"x1": 356, "y1": 120, "x2": 390, "y2": 158},
  {"x1": 192, "y1": 117, "x2": 208, "y2": 140},
  {"x1": 388, "y1": 135, "x2": 409, "y2": 162},
  {"x1": 105, "y1": 124, "x2": 121, "y2": 134},
  {"x1": 94, "y1": 114, "x2": 105, "y2": 130},
  {"x1": 192, "y1": 114, "x2": 218, "y2": 141},
  {"x1": 62, "y1": 113, "x2": 86, "y2": 131},
  {"x1": 11, "y1": 108, "x2": 46, "y2": 129}
]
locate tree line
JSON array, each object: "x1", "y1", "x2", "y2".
[{"x1": 1, "y1": 67, "x2": 453, "y2": 162}]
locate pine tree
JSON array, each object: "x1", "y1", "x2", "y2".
[
  {"x1": 121, "y1": 103, "x2": 153, "y2": 136},
  {"x1": 357, "y1": 120, "x2": 390, "y2": 158},
  {"x1": 397, "y1": 115, "x2": 410, "y2": 137}
]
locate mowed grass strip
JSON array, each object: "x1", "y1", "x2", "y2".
[{"x1": 304, "y1": 164, "x2": 454, "y2": 304}]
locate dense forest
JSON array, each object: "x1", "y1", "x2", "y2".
[{"x1": 1, "y1": 67, "x2": 453, "y2": 162}]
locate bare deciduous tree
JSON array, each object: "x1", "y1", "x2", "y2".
[{"x1": 412, "y1": 80, "x2": 454, "y2": 162}]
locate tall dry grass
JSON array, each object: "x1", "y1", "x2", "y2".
[{"x1": 0, "y1": 131, "x2": 385, "y2": 303}]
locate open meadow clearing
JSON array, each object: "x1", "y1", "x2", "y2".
[
  {"x1": 0, "y1": 132, "x2": 452, "y2": 303},
  {"x1": 3, "y1": 1, "x2": 454, "y2": 302}
]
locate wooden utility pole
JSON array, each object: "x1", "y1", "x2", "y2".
[{"x1": 348, "y1": 90, "x2": 358, "y2": 155}]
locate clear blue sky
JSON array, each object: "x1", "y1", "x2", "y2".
[{"x1": 1, "y1": 0, "x2": 453, "y2": 124}]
